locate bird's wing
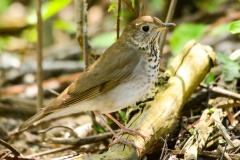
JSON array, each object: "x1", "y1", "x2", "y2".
[
  {"x1": 44, "y1": 41, "x2": 140, "y2": 114},
  {"x1": 18, "y1": 109, "x2": 45, "y2": 131}
]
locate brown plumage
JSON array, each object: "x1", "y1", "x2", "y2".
[{"x1": 18, "y1": 16, "x2": 175, "y2": 135}]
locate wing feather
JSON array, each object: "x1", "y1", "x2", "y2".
[{"x1": 44, "y1": 40, "x2": 139, "y2": 114}]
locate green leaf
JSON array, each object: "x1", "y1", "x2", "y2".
[
  {"x1": 151, "y1": 0, "x2": 164, "y2": 11},
  {"x1": 42, "y1": 0, "x2": 72, "y2": 20},
  {"x1": 0, "y1": 0, "x2": 11, "y2": 27},
  {"x1": 21, "y1": 28, "x2": 37, "y2": 42},
  {"x1": 130, "y1": 0, "x2": 135, "y2": 7},
  {"x1": 229, "y1": 21, "x2": 240, "y2": 34},
  {"x1": 0, "y1": 36, "x2": 9, "y2": 51},
  {"x1": 170, "y1": 23, "x2": 206, "y2": 56},
  {"x1": 32, "y1": 145, "x2": 40, "y2": 152},
  {"x1": 27, "y1": 0, "x2": 72, "y2": 24},
  {"x1": 217, "y1": 52, "x2": 229, "y2": 64},
  {"x1": 188, "y1": 128, "x2": 195, "y2": 135},
  {"x1": 217, "y1": 53, "x2": 240, "y2": 82},
  {"x1": 119, "y1": 9, "x2": 124, "y2": 20},
  {"x1": 0, "y1": 0, "x2": 11, "y2": 13},
  {"x1": 209, "y1": 108, "x2": 215, "y2": 114},
  {"x1": 108, "y1": 4, "x2": 117, "y2": 12},
  {"x1": 54, "y1": 19, "x2": 76, "y2": 34},
  {"x1": 209, "y1": 23, "x2": 231, "y2": 36},
  {"x1": 118, "y1": 110, "x2": 126, "y2": 122},
  {"x1": 90, "y1": 31, "x2": 116, "y2": 48},
  {"x1": 218, "y1": 139, "x2": 226, "y2": 144},
  {"x1": 205, "y1": 73, "x2": 215, "y2": 84},
  {"x1": 92, "y1": 125, "x2": 105, "y2": 133}
]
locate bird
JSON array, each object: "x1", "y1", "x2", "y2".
[{"x1": 18, "y1": 16, "x2": 175, "y2": 149}]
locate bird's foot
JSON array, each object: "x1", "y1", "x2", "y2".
[
  {"x1": 95, "y1": 112, "x2": 146, "y2": 150},
  {"x1": 108, "y1": 128, "x2": 148, "y2": 150},
  {"x1": 117, "y1": 127, "x2": 148, "y2": 140},
  {"x1": 105, "y1": 113, "x2": 148, "y2": 140},
  {"x1": 109, "y1": 136, "x2": 143, "y2": 150}
]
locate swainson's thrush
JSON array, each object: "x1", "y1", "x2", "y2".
[{"x1": 19, "y1": 16, "x2": 175, "y2": 148}]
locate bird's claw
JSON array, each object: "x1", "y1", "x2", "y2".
[
  {"x1": 109, "y1": 137, "x2": 143, "y2": 151},
  {"x1": 117, "y1": 128, "x2": 148, "y2": 140}
]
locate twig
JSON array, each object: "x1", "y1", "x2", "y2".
[
  {"x1": 159, "y1": 0, "x2": 177, "y2": 57},
  {"x1": 0, "y1": 151, "x2": 11, "y2": 160},
  {"x1": 218, "y1": 144, "x2": 232, "y2": 160},
  {"x1": 213, "y1": 109, "x2": 234, "y2": 147},
  {"x1": 216, "y1": 101, "x2": 240, "y2": 109},
  {"x1": 0, "y1": 139, "x2": 21, "y2": 157},
  {"x1": 122, "y1": 0, "x2": 138, "y2": 17},
  {"x1": 234, "y1": 110, "x2": 240, "y2": 118},
  {"x1": 75, "y1": 0, "x2": 90, "y2": 69},
  {"x1": 233, "y1": 146, "x2": 240, "y2": 154},
  {"x1": 36, "y1": 0, "x2": 43, "y2": 113},
  {"x1": 159, "y1": 136, "x2": 168, "y2": 160},
  {"x1": 211, "y1": 87, "x2": 240, "y2": 100},
  {"x1": 205, "y1": 132, "x2": 221, "y2": 148},
  {"x1": 183, "y1": 109, "x2": 212, "y2": 159},
  {"x1": 26, "y1": 146, "x2": 74, "y2": 158},
  {"x1": 38, "y1": 126, "x2": 78, "y2": 138},
  {"x1": 83, "y1": 0, "x2": 88, "y2": 68},
  {"x1": 138, "y1": 0, "x2": 145, "y2": 16},
  {"x1": 225, "y1": 108, "x2": 238, "y2": 126},
  {"x1": 75, "y1": 0, "x2": 82, "y2": 49},
  {"x1": 46, "y1": 132, "x2": 113, "y2": 145},
  {"x1": 10, "y1": 112, "x2": 84, "y2": 136},
  {"x1": 170, "y1": 149, "x2": 240, "y2": 159},
  {"x1": 200, "y1": 84, "x2": 240, "y2": 101},
  {"x1": 116, "y1": 0, "x2": 121, "y2": 39},
  {"x1": 47, "y1": 89, "x2": 60, "y2": 96}
]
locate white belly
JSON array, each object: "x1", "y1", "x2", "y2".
[{"x1": 96, "y1": 74, "x2": 154, "y2": 113}]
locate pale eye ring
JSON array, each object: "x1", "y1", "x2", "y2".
[{"x1": 142, "y1": 25, "x2": 149, "y2": 32}]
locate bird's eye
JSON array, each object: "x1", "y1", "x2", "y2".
[{"x1": 142, "y1": 25, "x2": 149, "y2": 32}]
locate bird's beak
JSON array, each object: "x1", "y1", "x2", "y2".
[{"x1": 156, "y1": 23, "x2": 176, "y2": 31}]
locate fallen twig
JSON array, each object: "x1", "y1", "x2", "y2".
[
  {"x1": 0, "y1": 139, "x2": 21, "y2": 157},
  {"x1": 46, "y1": 132, "x2": 113, "y2": 145}
]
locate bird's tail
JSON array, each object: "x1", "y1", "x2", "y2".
[{"x1": 18, "y1": 109, "x2": 45, "y2": 132}]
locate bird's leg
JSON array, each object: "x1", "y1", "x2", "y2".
[
  {"x1": 94, "y1": 111, "x2": 142, "y2": 150},
  {"x1": 105, "y1": 113, "x2": 148, "y2": 140}
]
